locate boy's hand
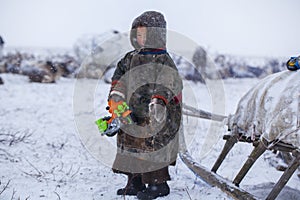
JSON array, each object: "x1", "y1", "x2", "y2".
[
  {"x1": 149, "y1": 98, "x2": 166, "y2": 123},
  {"x1": 107, "y1": 98, "x2": 132, "y2": 124}
]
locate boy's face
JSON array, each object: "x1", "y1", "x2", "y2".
[{"x1": 136, "y1": 26, "x2": 147, "y2": 47}]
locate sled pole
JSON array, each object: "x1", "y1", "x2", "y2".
[
  {"x1": 266, "y1": 150, "x2": 300, "y2": 200},
  {"x1": 211, "y1": 134, "x2": 238, "y2": 173},
  {"x1": 182, "y1": 104, "x2": 227, "y2": 122},
  {"x1": 233, "y1": 140, "x2": 267, "y2": 187}
]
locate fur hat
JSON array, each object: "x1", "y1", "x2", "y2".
[
  {"x1": 130, "y1": 11, "x2": 167, "y2": 49},
  {"x1": 131, "y1": 11, "x2": 166, "y2": 29}
]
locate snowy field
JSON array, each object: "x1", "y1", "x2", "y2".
[{"x1": 0, "y1": 73, "x2": 299, "y2": 200}]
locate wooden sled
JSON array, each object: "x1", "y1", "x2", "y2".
[{"x1": 181, "y1": 104, "x2": 300, "y2": 200}]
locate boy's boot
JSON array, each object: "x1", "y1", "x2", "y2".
[
  {"x1": 117, "y1": 174, "x2": 146, "y2": 195},
  {"x1": 136, "y1": 182, "x2": 170, "y2": 200}
]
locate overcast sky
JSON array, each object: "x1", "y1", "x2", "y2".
[{"x1": 1, "y1": 0, "x2": 299, "y2": 57}]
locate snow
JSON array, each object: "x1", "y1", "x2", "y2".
[{"x1": 0, "y1": 73, "x2": 299, "y2": 199}]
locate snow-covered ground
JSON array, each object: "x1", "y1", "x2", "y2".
[{"x1": 0, "y1": 73, "x2": 299, "y2": 200}]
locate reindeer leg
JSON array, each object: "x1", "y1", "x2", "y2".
[
  {"x1": 266, "y1": 150, "x2": 300, "y2": 200},
  {"x1": 233, "y1": 140, "x2": 267, "y2": 187},
  {"x1": 211, "y1": 134, "x2": 238, "y2": 173}
]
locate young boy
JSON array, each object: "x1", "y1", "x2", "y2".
[{"x1": 108, "y1": 11, "x2": 183, "y2": 200}]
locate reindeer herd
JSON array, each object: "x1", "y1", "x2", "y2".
[{"x1": 0, "y1": 51, "x2": 79, "y2": 83}]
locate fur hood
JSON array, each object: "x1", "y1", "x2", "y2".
[{"x1": 130, "y1": 11, "x2": 167, "y2": 49}]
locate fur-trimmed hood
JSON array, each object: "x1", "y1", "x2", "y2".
[{"x1": 130, "y1": 11, "x2": 167, "y2": 49}]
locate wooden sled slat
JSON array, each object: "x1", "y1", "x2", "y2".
[{"x1": 180, "y1": 151, "x2": 257, "y2": 200}]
